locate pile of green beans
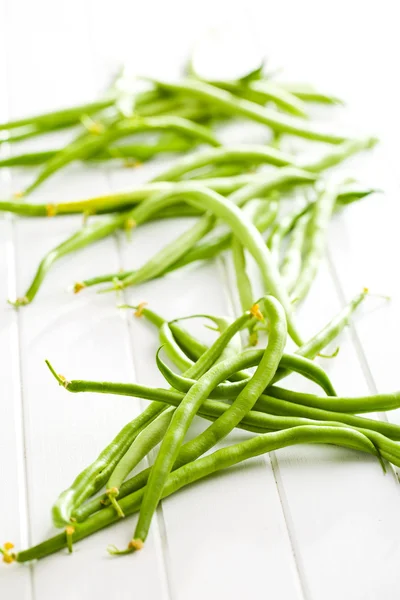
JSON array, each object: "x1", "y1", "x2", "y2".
[
  {"x1": 1, "y1": 53, "x2": 388, "y2": 568},
  {"x1": 3, "y1": 290, "x2": 397, "y2": 564}
]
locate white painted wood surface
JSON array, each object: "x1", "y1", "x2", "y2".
[{"x1": 1, "y1": 1, "x2": 399, "y2": 598}]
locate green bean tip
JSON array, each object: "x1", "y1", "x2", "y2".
[
  {"x1": 45, "y1": 359, "x2": 70, "y2": 388},
  {"x1": 73, "y1": 281, "x2": 86, "y2": 294},
  {"x1": 106, "y1": 488, "x2": 125, "y2": 518},
  {"x1": 0, "y1": 542, "x2": 16, "y2": 564},
  {"x1": 7, "y1": 296, "x2": 29, "y2": 309},
  {"x1": 107, "y1": 538, "x2": 143, "y2": 556}
]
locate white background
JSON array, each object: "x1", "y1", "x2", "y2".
[{"x1": 1, "y1": 1, "x2": 400, "y2": 598}]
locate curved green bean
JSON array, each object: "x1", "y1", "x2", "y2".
[
  {"x1": 231, "y1": 239, "x2": 255, "y2": 342},
  {"x1": 106, "y1": 408, "x2": 175, "y2": 517},
  {"x1": 151, "y1": 78, "x2": 348, "y2": 143},
  {"x1": 9, "y1": 209, "x2": 137, "y2": 307},
  {"x1": 152, "y1": 144, "x2": 295, "y2": 182},
  {"x1": 291, "y1": 181, "x2": 340, "y2": 302},
  {"x1": 12, "y1": 426, "x2": 381, "y2": 562},
  {"x1": 214, "y1": 79, "x2": 308, "y2": 117},
  {"x1": 267, "y1": 386, "x2": 400, "y2": 414},
  {"x1": 280, "y1": 212, "x2": 310, "y2": 292},
  {"x1": 278, "y1": 82, "x2": 344, "y2": 105},
  {"x1": 0, "y1": 98, "x2": 115, "y2": 132}
]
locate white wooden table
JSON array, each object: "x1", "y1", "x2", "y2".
[{"x1": 1, "y1": 1, "x2": 399, "y2": 598}]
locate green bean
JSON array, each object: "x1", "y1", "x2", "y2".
[
  {"x1": 268, "y1": 201, "x2": 311, "y2": 258},
  {"x1": 156, "y1": 350, "x2": 337, "y2": 398},
  {"x1": 280, "y1": 213, "x2": 310, "y2": 292},
  {"x1": 165, "y1": 197, "x2": 279, "y2": 272},
  {"x1": 231, "y1": 239, "x2": 257, "y2": 344},
  {"x1": 187, "y1": 163, "x2": 251, "y2": 180},
  {"x1": 291, "y1": 181, "x2": 340, "y2": 303},
  {"x1": 106, "y1": 408, "x2": 175, "y2": 517},
  {"x1": 9, "y1": 209, "x2": 137, "y2": 307},
  {"x1": 130, "y1": 296, "x2": 286, "y2": 548},
  {"x1": 231, "y1": 239, "x2": 253, "y2": 307},
  {"x1": 146, "y1": 204, "x2": 203, "y2": 219},
  {"x1": 278, "y1": 82, "x2": 344, "y2": 105},
  {"x1": 113, "y1": 115, "x2": 220, "y2": 147},
  {"x1": 152, "y1": 144, "x2": 295, "y2": 182},
  {"x1": 79, "y1": 196, "x2": 280, "y2": 290},
  {"x1": 132, "y1": 306, "x2": 210, "y2": 362},
  {"x1": 151, "y1": 78, "x2": 348, "y2": 143},
  {"x1": 267, "y1": 386, "x2": 400, "y2": 414},
  {"x1": 268, "y1": 182, "x2": 375, "y2": 264},
  {"x1": 226, "y1": 166, "x2": 316, "y2": 208},
  {"x1": 13, "y1": 425, "x2": 381, "y2": 562},
  {"x1": 304, "y1": 137, "x2": 378, "y2": 173},
  {"x1": 23, "y1": 115, "x2": 220, "y2": 196},
  {"x1": 214, "y1": 79, "x2": 308, "y2": 117},
  {"x1": 107, "y1": 210, "x2": 216, "y2": 294},
  {"x1": 0, "y1": 173, "x2": 283, "y2": 217},
  {"x1": 117, "y1": 303, "x2": 210, "y2": 364},
  {"x1": 335, "y1": 183, "x2": 380, "y2": 205},
  {"x1": 168, "y1": 321, "x2": 208, "y2": 362},
  {"x1": 273, "y1": 289, "x2": 368, "y2": 382},
  {"x1": 0, "y1": 98, "x2": 115, "y2": 132},
  {"x1": 159, "y1": 322, "x2": 195, "y2": 372},
  {"x1": 0, "y1": 136, "x2": 194, "y2": 169},
  {"x1": 93, "y1": 183, "x2": 302, "y2": 344},
  {"x1": 253, "y1": 393, "x2": 400, "y2": 439},
  {"x1": 0, "y1": 149, "x2": 58, "y2": 168}
]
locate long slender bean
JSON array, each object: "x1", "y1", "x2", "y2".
[
  {"x1": 278, "y1": 82, "x2": 343, "y2": 105},
  {"x1": 0, "y1": 137, "x2": 193, "y2": 169},
  {"x1": 107, "y1": 210, "x2": 216, "y2": 295},
  {"x1": 106, "y1": 408, "x2": 175, "y2": 517},
  {"x1": 0, "y1": 98, "x2": 115, "y2": 132},
  {"x1": 280, "y1": 213, "x2": 310, "y2": 292},
  {"x1": 291, "y1": 181, "x2": 340, "y2": 302},
  {"x1": 231, "y1": 238, "x2": 256, "y2": 343},
  {"x1": 214, "y1": 79, "x2": 308, "y2": 117},
  {"x1": 9, "y1": 209, "x2": 137, "y2": 307},
  {"x1": 151, "y1": 78, "x2": 348, "y2": 143},
  {"x1": 11, "y1": 426, "x2": 382, "y2": 562},
  {"x1": 304, "y1": 137, "x2": 378, "y2": 173},
  {"x1": 158, "y1": 322, "x2": 195, "y2": 372},
  {"x1": 152, "y1": 144, "x2": 295, "y2": 182},
  {"x1": 267, "y1": 386, "x2": 400, "y2": 414}
]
